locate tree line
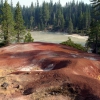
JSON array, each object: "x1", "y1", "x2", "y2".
[
  {"x1": 20, "y1": 0, "x2": 91, "y2": 34},
  {"x1": 0, "y1": 0, "x2": 91, "y2": 36}
]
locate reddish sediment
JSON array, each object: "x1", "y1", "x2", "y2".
[{"x1": 0, "y1": 42, "x2": 100, "y2": 100}]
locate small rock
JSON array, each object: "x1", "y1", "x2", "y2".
[
  {"x1": 1, "y1": 82, "x2": 9, "y2": 89},
  {"x1": 50, "y1": 92, "x2": 55, "y2": 95},
  {"x1": 23, "y1": 88, "x2": 33, "y2": 95}
]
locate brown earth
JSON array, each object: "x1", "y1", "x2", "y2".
[{"x1": 0, "y1": 42, "x2": 100, "y2": 100}]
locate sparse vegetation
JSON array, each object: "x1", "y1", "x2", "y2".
[
  {"x1": 46, "y1": 84, "x2": 79, "y2": 100},
  {"x1": 47, "y1": 87, "x2": 72, "y2": 96},
  {"x1": 61, "y1": 37, "x2": 86, "y2": 51}
]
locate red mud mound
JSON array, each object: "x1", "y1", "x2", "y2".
[{"x1": 0, "y1": 42, "x2": 100, "y2": 100}]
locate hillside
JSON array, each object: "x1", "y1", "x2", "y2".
[{"x1": 0, "y1": 42, "x2": 100, "y2": 100}]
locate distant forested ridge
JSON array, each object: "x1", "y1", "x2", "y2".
[{"x1": 0, "y1": 0, "x2": 91, "y2": 34}]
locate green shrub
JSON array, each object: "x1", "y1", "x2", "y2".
[
  {"x1": 60, "y1": 37, "x2": 86, "y2": 51},
  {"x1": 24, "y1": 32, "x2": 34, "y2": 43}
]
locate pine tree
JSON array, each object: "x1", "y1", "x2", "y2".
[
  {"x1": 14, "y1": 2, "x2": 25, "y2": 43},
  {"x1": 79, "y1": 11, "x2": 83, "y2": 30},
  {"x1": 87, "y1": 0, "x2": 100, "y2": 53},
  {"x1": 0, "y1": 0, "x2": 3, "y2": 7},
  {"x1": 30, "y1": 16, "x2": 34, "y2": 30},
  {"x1": 39, "y1": 7, "x2": 44, "y2": 30},
  {"x1": 1, "y1": 0, "x2": 14, "y2": 45},
  {"x1": 34, "y1": 0, "x2": 39, "y2": 27},
  {"x1": 29, "y1": 2, "x2": 34, "y2": 29},
  {"x1": 49, "y1": 0, "x2": 53, "y2": 25},
  {"x1": 10, "y1": 0, "x2": 14, "y2": 13},
  {"x1": 68, "y1": 18, "x2": 73, "y2": 33},
  {"x1": 87, "y1": 19, "x2": 100, "y2": 53},
  {"x1": 0, "y1": 0, "x2": 3, "y2": 23},
  {"x1": 42, "y1": 2, "x2": 49, "y2": 27},
  {"x1": 56, "y1": 3, "x2": 65, "y2": 29}
]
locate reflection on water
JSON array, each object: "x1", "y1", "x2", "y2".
[{"x1": 31, "y1": 31, "x2": 88, "y2": 46}]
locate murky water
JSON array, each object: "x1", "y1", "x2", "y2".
[{"x1": 31, "y1": 31, "x2": 88, "y2": 46}]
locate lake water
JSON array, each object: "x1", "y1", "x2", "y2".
[{"x1": 30, "y1": 31, "x2": 88, "y2": 46}]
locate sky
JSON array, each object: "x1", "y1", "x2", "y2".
[{"x1": 8, "y1": 0, "x2": 90, "y2": 7}]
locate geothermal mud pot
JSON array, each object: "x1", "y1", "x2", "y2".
[{"x1": 0, "y1": 42, "x2": 100, "y2": 100}]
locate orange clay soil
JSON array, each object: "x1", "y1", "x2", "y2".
[{"x1": 0, "y1": 42, "x2": 100, "y2": 100}]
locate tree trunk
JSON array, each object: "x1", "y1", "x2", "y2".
[
  {"x1": 17, "y1": 33, "x2": 20, "y2": 43},
  {"x1": 95, "y1": 32, "x2": 98, "y2": 54}
]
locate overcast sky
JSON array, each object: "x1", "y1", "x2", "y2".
[{"x1": 8, "y1": 0, "x2": 90, "y2": 7}]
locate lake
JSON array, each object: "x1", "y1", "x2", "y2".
[{"x1": 30, "y1": 31, "x2": 88, "y2": 46}]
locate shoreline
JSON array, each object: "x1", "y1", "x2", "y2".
[
  {"x1": 65, "y1": 34, "x2": 88, "y2": 40},
  {"x1": 30, "y1": 31, "x2": 88, "y2": 46}
]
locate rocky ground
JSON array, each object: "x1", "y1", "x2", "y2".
[{"x1": 0, "y1": 42, "x2": 100, "y2": 100}]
